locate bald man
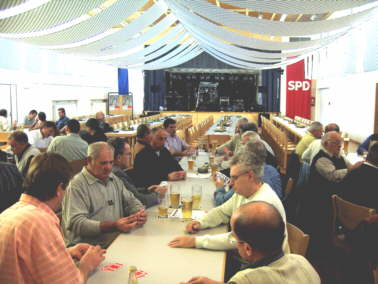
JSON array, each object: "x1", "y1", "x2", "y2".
[{"x1": 180, "y1": 201, "x2": 320, "y2": 284}]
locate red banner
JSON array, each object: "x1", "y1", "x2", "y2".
[{"x1": 286, "y1": 59, "x2": 311, "y2": 119}]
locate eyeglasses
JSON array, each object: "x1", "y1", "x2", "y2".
[{"x1": 230, "y1": 171, "x2": 249, "y2": 182}]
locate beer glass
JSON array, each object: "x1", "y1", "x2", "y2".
[
  {"x1": 211, "y1": 163, "x2": 219, "y2": 176},
  {"x1": 187, "y1": 155, "x2": 195, "y2": 172},
  {"x1": 181, "y1": 190, "x2": 193, "y2": 220},
  {"x1": 192, "y1": 184, "x2": 202, "y2": 210},
  {"x1": 169, "y1": 184, "x2": 181, "y2": 208},
  {"x1": 158, "y1": 190, "x2": 168, "y2": 218}
]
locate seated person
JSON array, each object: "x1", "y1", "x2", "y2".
[
  {"x1": 27, "y1": 121, "x2": 56, "y2": 151},
  {"x1": 80, "y1": 118, "x2": 107, "y2": 145},
  {"x1": 133, "y1": 127, "x2": 185, "y2": 188},
  {"x1": 135, "y1": 124, "x2": 152, "y2": 155},
  {"x1": 62, "y1": 142, "x2": 146, "y2": 247},
  {"x1": 55, "y1": 107, "x2": 70, "y2": 130},
  {"x1": 217, "y1": 117, "x2": 248, "y2": 156},
  {"x1": 0, "y1": 152, "x2": 105, "y2": 283},
  {"x1": 214, "y1": 140, "x2": 283, "y2": 206},
  {"x1": 48, "y1": 119, "x2": 88, "y2": 162},
  {"x1": 164, "y1": 118, "x2": 192, "y2": 161},
  {"x1": 108, "y1": 137, "x2": 167, "y2": 208},
  {"x1": 29, "y1": 111, "x2": 46, "y2": 130},
  {"x1": 241, "y1": 131, "x2": 276, "y2": 168},
  {"x1": 340, "y1": 143, "x2": 378, "y2": 211},
  {"x1": 0, "y1": 109, "x2": 10, "y2": 131},
  {"x1": 301, "y1": 131, "x2": 363, "y2": 254},
  {"x1": 0, "y1": 162, "x2": 23, "y2": 213},
  {"x1": 23, "y1": 109, "x2": 37, "y2": 128},
  {"x1": 295, "y1": 121, "x2": 323, "y2": 157},
  {"x1": 180, "y1": 202, "x2": 320, "y2": 284},
  {"x1": 357, "y1": 133, "x2": 378, "y2": 155},
  {"x1": 8, "y1": 131, "x2": 40, "y2": 176},
  {"x1": 302, "y1": 123, "x2": 341, "y2": 164},
  {"x1": 169, "y1": 145, "x2": 289, "y2": 253},
  {"x1": 95, "y1": 111, "x2": 114, "y2": 133}
]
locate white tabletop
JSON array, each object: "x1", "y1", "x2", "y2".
[
  {"x1": 205, "y1": 116, "x2": 240, "y2": 136},
  {"x1": 272, "y1": 116, "x2": 308, "y2": 138},
  {"x1": 88, "y1": 154, "x2": 226, "y2": 284}
]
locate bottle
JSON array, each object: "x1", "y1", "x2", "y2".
[{"x1": 128, "y1": 266, "x2": 138, "y2": 284}]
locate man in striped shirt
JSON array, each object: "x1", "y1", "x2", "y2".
[{"x1": 0, "y1": 153, "x2": 105, "y2": 284}]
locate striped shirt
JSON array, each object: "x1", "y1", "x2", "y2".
[{"x1": 0, "y1": 194, "x2": 83, "y2": 284}]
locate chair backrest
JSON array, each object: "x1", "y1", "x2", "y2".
[
  {"x1": 287, "y1": 223, "x2": 310, "y2": 256},
  {"x1": 69, "y1": 159, "x2": 87, "y2": 176},
  {"x1": 332, "y1": 194, "x2": 376, "y2": 231}
]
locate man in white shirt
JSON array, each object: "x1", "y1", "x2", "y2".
[
  {"x1": 27, "y1": 121, "x2": 56, "y2": 151},
  {"x1": 0, "y1": 109, "x2": 10, "y2": 131},
  {"x1": 168, "y1": 141, "x2": 289, "y2": 253}
]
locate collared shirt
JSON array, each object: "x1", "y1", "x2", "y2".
[
  {"x1": 165, "y1": 134, "x2": 188, "y2": 160},
  {"x1": 62, "y1": 167, "x2": 144, "y2": 246},
  {"x1": 195, "y1": 183, "x2": 289, "y2": 253},
  {"x1": 14, "y1": 144, "x2": 40, "y2": 176},
  {"x1": 229, "y1": 254, "x2": 320, "y2": 284},
  {"x1": 27, "y1": 129, "x2": 53, "y2": 149},
  {"x1": 314, "y1": 147, "x2": 351, "y2": 182},
  {"x1": 47, "y1": 133, "x2": 88, "y2": 162},
  {"x1": 0, "y1": 116, "x2": 9, "y2": 131},
  {"x1": 23, "y1": 116, "x2": 35, "y2": 127},
  {"x1": 56, "y1": 116, "x2": 69, "y2": 130},
  {"x1": 302, "y1": 139, "x2": 347, "y2": 164},
  {"x1": 295, "y1": 132, "x2": 316, "y2": 157},
  {"x1": 0, "y1": 194, "x2": 83, "y2": 284}
]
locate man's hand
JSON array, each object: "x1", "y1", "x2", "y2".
[
  {"x1": 348, "y1": 160, "x2": 364, "y2": 171},
  {"x1": 68, "y1": 243, "x2": 91, "y2": 260},
  {"x1": 115, "y1": 215, "x2": 138, "y2": 232},
  {"x1": 180, "y1": 276, "x2": 225, "y2": 284},
  {"x1": 132, "y1": 209, "x2": 148, "y2": 226},
  {"x1": 148, "y1": 185, "x2": 168, "y2": 198},
  {"x1": 168, "y1": 236, "x2": 195, "y2": 248},
  {"x1": 186, "y1": 220, "x2": 201, "y2": 233},
  {"x1": 215, "y1": 178, "x2": 225, "y2": 188},
  {"x1": 168, "y1": 171, "x2": 186, "y2": 181},
  {"x1": 79, "y1": 245, "x2": 106, "y2": 277}
]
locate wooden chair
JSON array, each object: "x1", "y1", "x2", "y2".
[
  {"x1": 331, "y1": 194, "x2": 376, "y2": 248},
  {"x1": 287, "y1": 223, "x2": 310, "y2": 256},
  {"x1": 69, "y1": 159, "x2": 87, "y2": 176}
]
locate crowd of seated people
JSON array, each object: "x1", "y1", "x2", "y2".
[{"x1": 1, "y1": 111, "x2": 378, "y2": 284}]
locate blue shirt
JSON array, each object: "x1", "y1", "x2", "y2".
[
  {"x1": 214, "y1": 164, "x2": 283, "y2": 206},
  {"x1": 56, "y1": 116, "x2": 69, "y2": 130}
]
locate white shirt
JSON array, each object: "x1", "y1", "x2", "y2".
[
  {"x1": 27, "y1": 129, "x2": 53, "y2": 149},
  {"x1": 0, "y1": 116, "x2": 9, "y2": 131}
]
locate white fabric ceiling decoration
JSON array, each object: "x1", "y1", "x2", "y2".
[{"x1": 0, "y1": 0, "x2": 377, "y2": 70}]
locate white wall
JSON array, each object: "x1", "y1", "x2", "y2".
[{"x1": 128, "y1": 69, "x2": 145, "y2": 115}]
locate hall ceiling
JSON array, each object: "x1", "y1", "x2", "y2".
[{"x1": 0, "y1": 0, "x2": 377, "y2": 70}]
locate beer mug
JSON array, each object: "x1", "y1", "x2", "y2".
[
  {"x1": 181, "y1": 189, "x2": 193, "y2": 220},
  {"x1": 187, "y1": 155, "x2": 195, "y2": 172},
  {"x1": 192, "y1": 184, "x2": 202, "y2": 210},
  {"x1": 158, "y1": 190, "x2": 168, "y2": 218},
  {"x1": 169, "y1": 184, "x2": 181, "y2": 208}
]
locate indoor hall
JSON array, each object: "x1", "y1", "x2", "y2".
[{"x1": 0, "y1": 1, "x2": 378, "y2": 284}]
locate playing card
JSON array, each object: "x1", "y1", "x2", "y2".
[
  {"x1": 135, "y1": 270, "x2": 148, "y2": 278},
  {"x1": 101, "y1": 262, "x2": 123, "y2": 272}
]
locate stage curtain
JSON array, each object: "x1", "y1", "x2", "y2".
[{"x1": 143, "y1": 70, "x2": 166, "y2": 110}]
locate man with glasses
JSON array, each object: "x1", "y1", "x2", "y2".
[
  {"x1": 301, "y1": 131, "x2": 363, "y2": 256},
  {"x1": 169, "y1": 141, "x2": 289, "y2": 254},
  {"x1": 180, "y1": 202, "x2": 320, "y2": 284},
  {"x1": 108, "y1": 137, "x2": 167, "y2": 208}
]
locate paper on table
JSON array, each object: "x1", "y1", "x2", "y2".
[
  {"x1": 169, "y1": 209, "x2": 207, "y2": 219},
  {"x1": 186, "y1": 172, "x2": 211, "y2": 179}
]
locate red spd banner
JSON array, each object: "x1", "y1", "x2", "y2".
[{"x1": 286, "y1": 59, "x2": 311, "y2": 119}]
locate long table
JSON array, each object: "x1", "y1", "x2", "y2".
[
  {"x1": 88, "y1": 153, "x2": 226, "y2": 284},
  {"x1": 272, "y1": 116, "x2": 308, "y2": 144},
  {"x1": 205, "y1": 116, "x2": 240, "y2": 147}
]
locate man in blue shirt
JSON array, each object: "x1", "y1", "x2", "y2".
[{"x1": 55, "y1": 107, "x2": 69, "y2": 130}]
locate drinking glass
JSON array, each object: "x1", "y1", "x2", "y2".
[
  {"x1": 169, "y1": 184, "x2": 181, "y2": 208},
  {"x1": 192, "y1": 184, "x2": 202, "y2": 210},
  {"x1": 181, "y1": 189, "x2": 193, "y2": 220},
  {"x1": 158, "y1": 191, "x2": 169, "y2": 218}
]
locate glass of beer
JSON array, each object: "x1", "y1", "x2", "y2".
[
  {"x1": 192, "y1": 184, "x2": 202, "y2": 210},
  {"x1": 169, "y1": 184, "x2": 181, "y2": 208},
  {"x1": 158, "y1": 191, "x2": 168, "y2": 218},
  {"x1": 211, "y1": 163, "x2": 219, "y2": 176},
  {"x1": 187, "y1": 155, "x2": 195, "y2": 172},
  {"x1": 181, "y1": 191, "x2": 193, "y2": 220}
]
